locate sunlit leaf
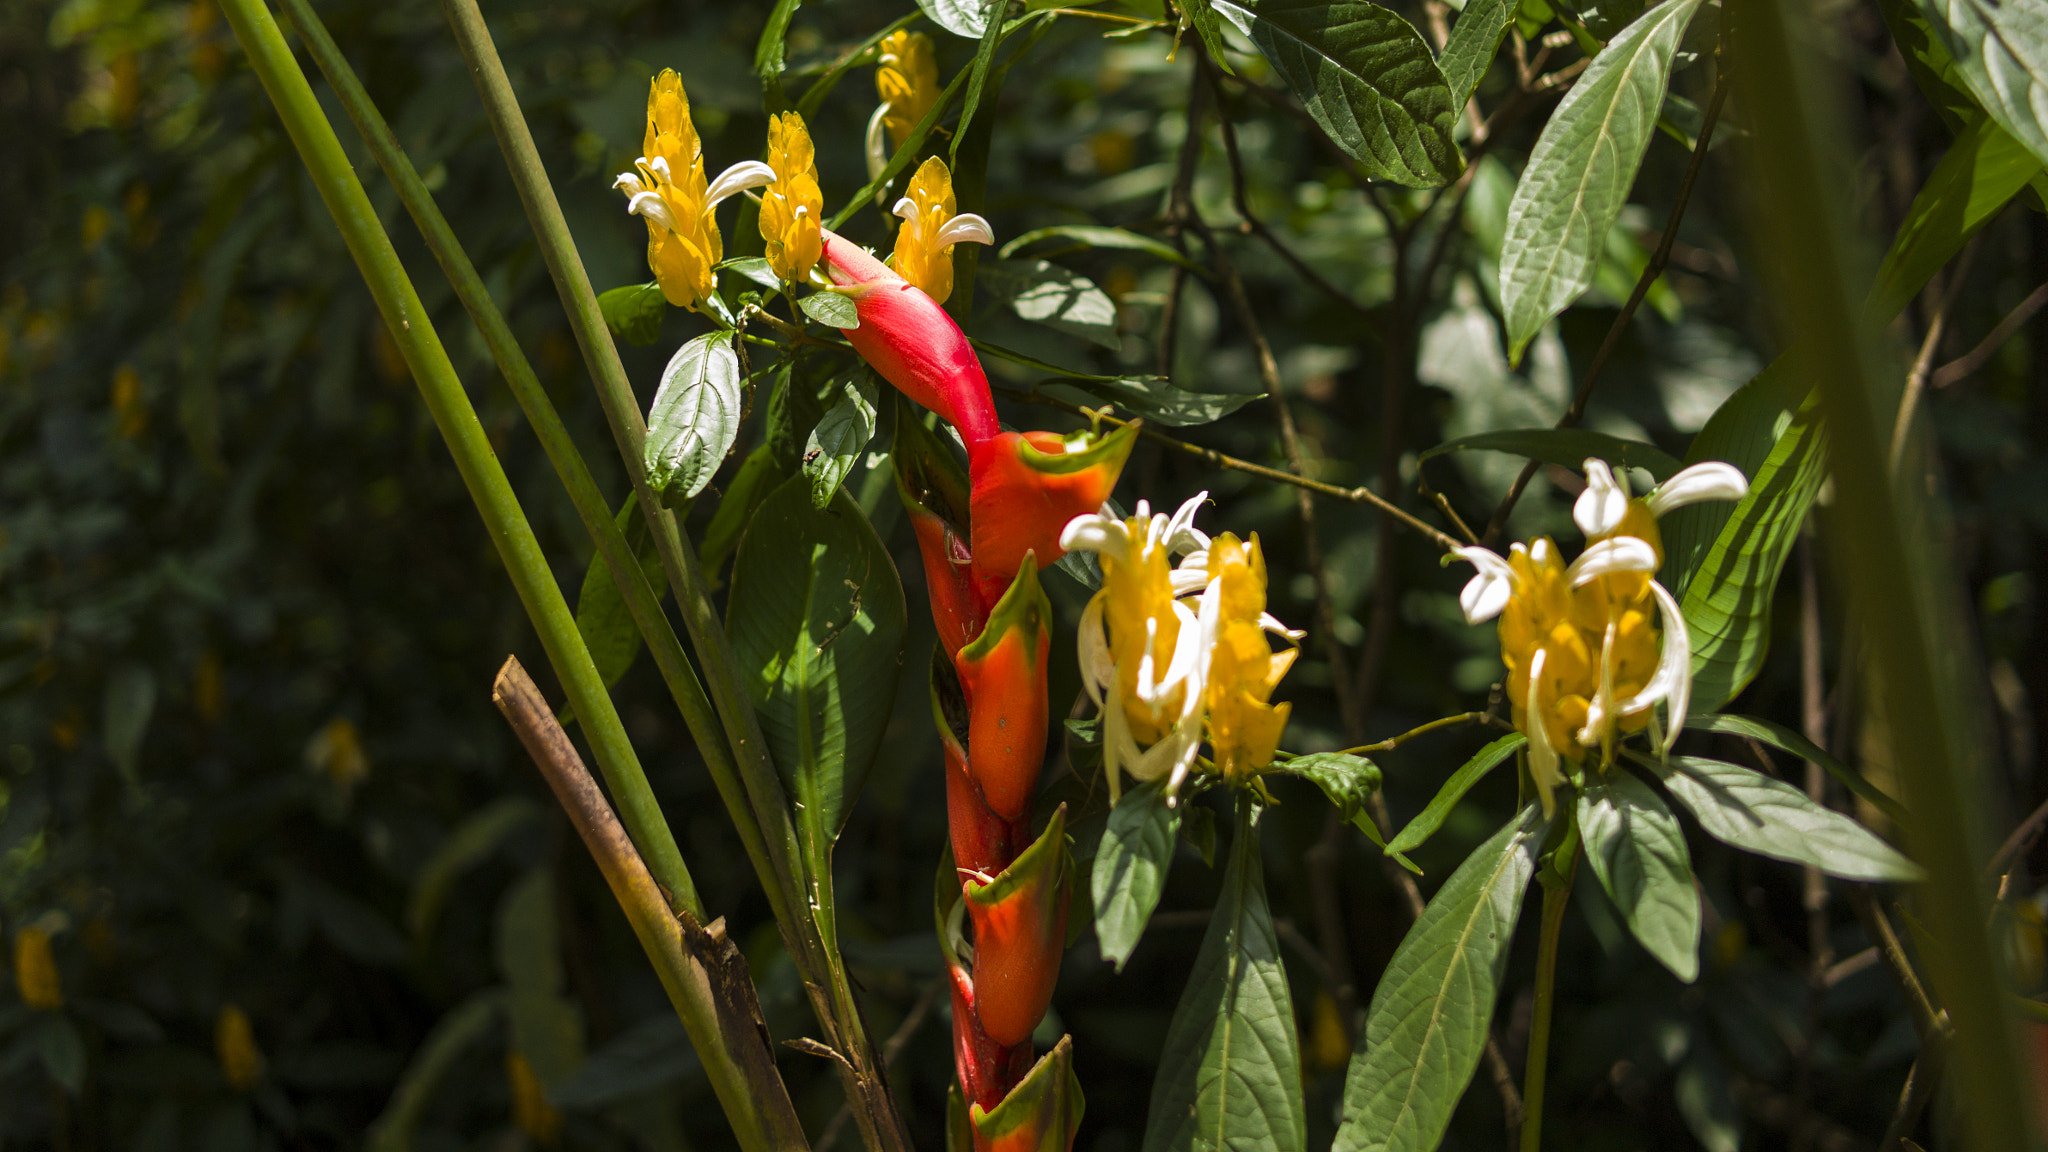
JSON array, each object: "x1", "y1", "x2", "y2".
[
  {"x1": 1334, "y1": 804, "x2": 1549, "y2": 1152},
  {"x1": 919, "y1": 0, "x2": 990, "y2": 39},
  {"x1": 644, "y1": 332, "x2": 743, "y2": 500},
  {"x1": 800, "y1": 291, "x2": 861, "y2": 330},
  {"x1": 1865, "y1": 115, "x2": 2044, "y2": 322},
  {"x1": 1092, "y1": 781, "x2": 1181, "y2": 972},
  {"x1": 1440, "y1": 0, "x2": 1513, "y2": 106},
  {"x1": 1912, "y1": 0, "x2": 2048, "y2": 167},
  {"x1": 804, "y1": 376, "x2": 880, "y2": 507},
  {"x1": 1498, "y1": 0, "x2": 1707, "y2": 361},
  {"x1": 1383, "y1": 734, "x2": 1526, "y2": 863},
  {"x1": 980, "y1": 257, "x2": 1121, "y2": 349},
  {"x1": 1580, "y1": 770, "x2": 1699, "y2": 981},
  {"x1": 598, "y1": 282, "x2": 664, "y2": 346},
  {"x1": 1632, "y1": 753, "x2": 1923, "y2": 882},
  {"x1": 999, "y1": 224, "x2": 1204, "y2": 272},
  {"x1": 1419, "y1": 428, "x2": 1683, "y2": 483},
  {"x1": 1687, "y1": 712, "x2": 1906, "y2": 823}
]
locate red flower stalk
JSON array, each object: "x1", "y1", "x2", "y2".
[
  {"x1": 967, "y1": 424, "x2": 1138, "y2": 604},
  {"x1": 820, "y1": 227, "x2": 999, "y2": 448},
  {"x1": 954, "y1": 562, "x2": 1052, "y2": 823},
  {"x1": 963, "y1": 806, "x2": 1072, "y2": 1049},
  {"x1": 967, "y1": 1036, "x2": 1085, "y2": 1152},
  {"x1": 934, "y1": 664, "x2": 1026, "y2": 880},
  {"x1": 894, "y1": 401, "x2": 987, "y2": 657}
]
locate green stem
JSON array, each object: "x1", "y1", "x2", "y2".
[
  {"x1": 434, "y1": 6, "x2": 909, "y2": 1149},
  {"x1": 1519, "y1": 817, "x2": 1579, "y2": 1152},
  {"x1": 274, "y1": 0, "x2": 787, "y2": 955},
  {"x1": 214, "y1": 0, "x2": 700, "y2": 920},
  {"x1": 1733, "y1": 0, "x2": 2029, "y2": 1146},
  {"x1": 1337, "y1": 711, "x2": 1496, "y2": 756}
]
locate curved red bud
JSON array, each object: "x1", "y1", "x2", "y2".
[
  {"x1": 954, "y1": 563, "x2": 1051, "y2": 823},
  {"x1": 897, "y1": 403, "x2": 988, "y2": 655},
  {"x1": 968, "y1": 423, "x2": 1138, "y2": 603},
  {"x1": 938, "y1": 849, "x2": 1033, "y2": 1112},
  {"x1": 820, "y1": 228, "x2": 999, "y2": 449},
  {"x1": 968, "y1": 1034, "x2": 1084, "y2": 1152},
  {"x1": 965, "y1": 806, "x2": 1071, "y2": 1048},
  {"x1": 934, "y1": 658, "x2": 1024, "y2": 878}
]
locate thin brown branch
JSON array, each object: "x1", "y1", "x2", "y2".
[
  {"x1": 1931, "y1": 279, "x2": 2048, "y2": 389},
  {"x1": 1878, "y1": 1045, "x2": 1943, "y2": 1152},
  {"x1": 1482, "y1": 74, "x2": 1728, "y2": 543},
  {"x1": 1987, "y1": 791, "x2": 2048, "y2": 878},
  {"x1": 814, "y1": 978, "x2": 945, "y2": 1152},
  {"x1": 1848, "y1": 887, "x2": 1942, "y2": 1040},
  {"x1": 1889, "y1": 234, "x2": 1981, "y2": 471}
]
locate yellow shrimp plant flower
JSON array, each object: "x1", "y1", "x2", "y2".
[
  {"x1": 1452, "y1": 457, "x2": 1748, "y2": 815},
  {"x1": 760, "y1": 111, "x2": 823, "y2": 284},
  {"x1": 889, "y1": 157, "x2": 993, "y2": 305},
  {"x1": 1062, "y1": 494, "x2": 1301, "y2": 800},
  {"x1": 869, "y1": 30, "x2": 940, "y2": 178},
  {"x1": 14, "y1": 926, "x2": 60, "y2": 1011},
  {"x1": 612, "y1": 70, "x2": 774, "y2": 312}
]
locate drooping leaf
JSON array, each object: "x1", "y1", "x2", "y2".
[
  {"x1": 598, "y1": 282, "x2": 665, "y2": 346},
  {"x1": 1036, "y1": 376, "x2": 1255, "y2": 427},
  {"x1": 1678, "y1": 390, "x2": 1826, "y2": 712},
  {"x1": 728, "y1": 477, "x2": 907, "y2": 854},
  {"x1": 1865, "y1": 115, "x2": 2045, "y2": 322},
  {"x1": 1093, "y1": 781, "x2": 1182, "y2": 972},
  {"x1": 919, "y1": 0, "x2": 990, "y2": 37},
  {"x1": 34, "y1": 1015, "x2": 85, "y2": 1094},
  {"x1": 980, "y1": 258, "x2": 1122, "y2": 349},
  {"x1": 1439, "y1": 0, "x2": 1514, "y2": 107},
  {"x1": 406, "y1": 796, "x2": 542, "y2": 939},
  {"x1": 1214, "y1": 0, "x2": 1463, "y2": 187},
  {"x1": 568, "y1": 493, "x2": 669, "y2": 713},
  {"x1": 1498, "y1": 0, "x2": 1708, "y2": 361},
  {"x1": 1333, "y1": 804, "x2": 1549, "y2": 1152},
  {"x1": 1912, "y1": 0, "x2": 2048, "y2": 168},
  {"x1": 1282, "y1": 752, "x2": 1384, "y2": 833},
  {"x1": 1632, "y1": 753, "x2": 1923, "y2": 882},
  {"x1": 644, "y1": 332, "x2": 743, "y2": 500},
  {"x1": 999, "y1": 224, "x2": 1205, "y2": 272},
  {"x1": 1418, "y1": 428, "x2": 1683, "y2": 484},
  {"x1": 1142, "y1": 801, "x2": 1304, "y2": 1152},
  {"x1": 701, "y1": 444, "x2": 783, "y2": 585},
  {"x1": 803, "y1": 376, "x2": 881, "y2": 508},
  {"x1": 1882, "y1": 0, "x2": 1992, "y2": 129},
  {"x1": 1579, "y1": 770, "x2": 1699, "y2": 981},
  {"x1": 800, "y1": 291, "x2": 861, "y2": 330},
  {"x1": 1383, "y1": 733, "x2": 1526, "y2": 861},
  {"x1": 101, "y1": 661, "x2": 155, "y2": 783},
  {"x1": 368, "y1": 993, "x2": 505, "y2": 1152},
  {"x1": 495, "y1": 868, "x2": 583, "y2": 1086},
  {"x1": 952, "y1": 0, "x2": 1009, "y2": 163},
  {"x1": 1687, "y1": 712, "x2": 1907, "y2": 823},
  {"x1": 753, "y1": 0, "x2": 803, "y2": 80}
]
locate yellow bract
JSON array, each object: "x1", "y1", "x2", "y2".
[
  {"x1": 1202, "y1": 534, "x2": 1293, "y2": 777},
  {"x1": 15, "y1": 926, "x2": 61, "y2": 1011},
  {"x1": 216, "y1": 1003, "x2": 266, "y2": 1090},
  {"x1": 876, "y1": 30, "x2": 939, "y2": 150},
  {"x1": 628, "y1": 70, "x2": 720, "y2": 311},
  {"x1": 508, "y1": 1049, "x2": 563, "y2": 1143},
  {"x1": 892, "y1": 157, "x2": 961, "y2": 303},
  {"x1": 1099, "y1": 514, "x2": 1186, "y2": 745},
  {"x1": 761, "y1": 112, "x2": 823, "y2": 283}
]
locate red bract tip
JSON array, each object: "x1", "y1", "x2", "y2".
[
  {"x1": 968, "y1": 423, "x2": 1138, "y2": 604},
  {"x1": 964, "y1": 807, "x2": 1071, "y2": 1049},
  {"x1": 954, "y1": 562, "x2": 1052, "y2": 824}
]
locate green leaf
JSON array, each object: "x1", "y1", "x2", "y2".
[
  {"x1": 728, "y1": 476, "x2": 908, "y2": 854},
  {"x1": 368, "y1": 993, "x2": 505, "y2": 1152},
  {"x1": 1092, "y1": 781, "x2": 1182, "y2": 972},
  {"x1": 406, "y1": 796, "x2": 541, "y2": 939},
  {"x1": 1631, "y1": 753, "x2": 1923, "y2": 882},
  {"x1": 1178, "y1": 0, "x2": 1239, "y2": 75},
  {"x1": 1678, "y1": 390, "x2": 1825, "y2": 711},
  {"x1": 999, "y1": 224, "x2": 1205, "y2": 272},
  {"x1": 35, "y1": 1015, "x2": 85, "y2": 1094},
  {"x1": 101, "y1": 661, "x2": 155, "y2": 783},
  {"x1": 1282, "y1": 753, "x2": 1384, "y2": 826},
  {"x1": 1687, "y1": 712, "x2": 1907, "y2": 824},
  {"x1": 800, "y1": 290, "x2": 861, "y2": 330},
  {"x1": 1214, "y1": 0, "x2": 1462, "y2": 187},
  {"x1": 495, "y1": 868, "x2": 584, "y2": 1085},
  {"x1": 979, "y1": 258, "x2": 1122, "y2": 350},
  {"x1": 1383, "y1": 733, "x2": 1526, "y2": 861},
  {"x1": 1142, "y1": 800, "x2": 1304, "y2": 1152},
  {"x1": 1881, "y1": 0, "x2": 1986, "y2": 130},
  {"x1": 1334, "y1": 804, "x2": 1549, "y2": 1152},
  {"x1": 803, "y1": 376, "x2": 880, "y2": 508},
  {"x1": 1439, "y1": 0, "x2": 1513, "y2": 107},
  {"x1": 1498, "y1": 0, "x2": 1707, "y2": 361},
  {"x1": 569, "y1": 493, "x2": 669, "y2": 712},
  {"x1": 1419, "y1": 428, "x2": 1683, "y2": 483},
  {"x1": 598, "y1": 282, "x2": 665, "y2": 346},
  {"x1": 953, "y1": 0, "x2": 1010, "y2": 163},
  {"x1": 701, "y1": 444, "x2": 782, "y2": 585},
  {"x1": 644, "y1": 332, "x2": 743, "y2": 500},
  {"x1": 1866, "y1": 115, "x2": 2044, "y2": 322},
  {"x1": 919, "y1": 0, "x2": 990, "y2": 38},
  {"x1": 1036, "y1": 376, "x2": 1254, "y2": 427},
  {"x1": 1579, "y1": 771, "x2": 1699, "y2": 981},
  {"x1": 1912, "y1": 0, "x2": 2048, "y2": 167},
  {"x1": 719, "y1": 256, "x2": 783, "y2": 292},
  {"x1": 754, "y1": 0, "x2": 803, "y2": 80}
]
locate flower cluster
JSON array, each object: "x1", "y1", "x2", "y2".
[
  {"x1": 1452, "y1": 458, "x2": 1748, "y2": 814},
  {"x1": 1061, "y1": 494, "x2": 1302, "y2": 800},
  {"x1": 869, "y1": 30, "x2": 940, "y2": 176},
  {"x1": 759, "y1": 112, "x2": 822, "y2": 285},
  {"x1": 890, "y1": 157, "x2": 993, "y2": 305},
  {"x1": 612, "y1": 69, "x2": 775, "y2": 308}
]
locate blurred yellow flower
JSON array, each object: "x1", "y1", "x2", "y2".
[
  {"x1": 759, "y1": 112, "x2": 822, "y2": 284},
  {"x1": 216, "y1": 1003, "x2": 266, "y2": 1090},
  {"x1": 612, "y1": 70, "x2": 773, "y2": 312},
  {"x1": 306, "y1": 717, "x2": 369, "y2": 790},
  {"x1": 15, "y1": 927, "x2": 61, "y2": 1010},
  {"x1": 870, "y1": 30, "x2": 939, "y2": 175},
  {"x1": 507, "y1": 1049, "x2": 562, "y2": 1143},
  {"x1": 888, "y1": 157, "x2": 993, "y2": 305},
  {"x1": 112, "y1": 364, "x2": 147, "y2": 440}
]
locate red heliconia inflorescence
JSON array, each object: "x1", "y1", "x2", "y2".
[{"x1": 824, "y1": 227, "x2": 1108, "y2": 1149}]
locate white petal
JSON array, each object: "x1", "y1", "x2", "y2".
[
  {"x1": 1133, "y1": 616, "x2": 1163, "y2": 705},
  {"x1": 1647, "y1": 579, "x2": 1693, "y2": 752},
  {"x1": 1163, "y1": 597, "x2": 1207, "y2": 696},
  {"x1": 1646, "y1": 461, "x2": 1749, "y2": 518},
  {"x1": 613, "y1": 171, "x2": 647, "y2": 195},
  {"x1": 1451, "y1": 545, "x2": 1516, "y2": 624},
  {"x1": 1258, "y1": 612, "x2": 1307, "y2": 641},
  {"x1": 648, "y1": 156, "x2": 672, "y2": 182},
  {"x1": 705, "y1": 160, "x2": 777, "y2": 207},
  {"x1": 1529, "y1": 538, "x2": 1554, "y2": 567},
  {"x1": 865, "y1": 105, "x2": 890, "y2": 183},
  {"x1": 1059, "y1": 514, "x2": 1128, "y2": 563},
  {"x1": 1574, "y1": 457, "x2": 1631, "y2": 539},
  {"x1": 625, "y1": 190, "x2": 677, "y2": 233},
  {"x1": 1566, "y1": 537, "x2": 1659, "y2": 586},
  {"x1": 1176, "y1": 549, "x2": 1210, "y2": 573},
  {"x1": 1162, "y1": 492, "x2": 1210, "y2": 554},
  {"x1": 936, "y1": 213, "x2": 995, "y2": 248},
  {"x1": 1526, "y1": 647, "x2": 1560, "y2": 817},
  {"x1": 1169, "y1": 567, "x2": 1211, "y2": 596},
  {"x1": 891, "y1": 196, "x2": 918, "y2": 221},
  {"x1": 1076, "y1": 596, "x2": 1113, "y2": 707}
]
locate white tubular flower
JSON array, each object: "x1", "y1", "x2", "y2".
[
  {"x1": 704, "y1": 160, "x2": 777, "y2": 207},
  {"x1": 1573, "y1": 458, "x2": 1633, "y2": 539},
  {"x1": 1566, "y1": 536, "x2": 1660, "y2": 586},
  {"x1": 1452, "y1": 545, "x2": 1518, "y2": 625},
  {"x1": 1525, "y1": 647, "x2": 1562, "y2": 817},
  {"x1": 1645, "y1": 461, "x2": 1749, "y2": 517}
]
